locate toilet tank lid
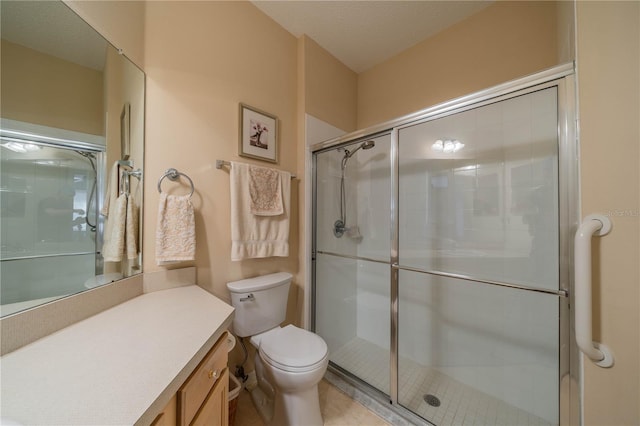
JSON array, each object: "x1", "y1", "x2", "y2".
[{"x1": 226, "y1": 272, "x2": 292, "y2": 293}]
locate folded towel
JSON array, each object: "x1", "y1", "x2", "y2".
[
  {"x1": 155, "y1": 192, "x2": 195, "y2": 265},
  {"x1": 102, "y1": 193, "x2": 127, "y2": 262},
  {"x1": 230, "y1": 161, "x2": 291, "y2": 260},
  {"x1": 249, "y1": 164, "x2": 283, "y2": 216}
]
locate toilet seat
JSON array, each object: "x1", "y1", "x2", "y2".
[{"x1": 259, "y1": 325, "x2": 328, "y2": 373}]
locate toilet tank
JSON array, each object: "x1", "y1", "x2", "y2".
[{"x1": 226, "y1": 272, "x2": 292, "y2": 337}]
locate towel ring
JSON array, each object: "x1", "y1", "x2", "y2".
[{"x1": 157, "y1": 168, "x2": 194, "y2": 197}]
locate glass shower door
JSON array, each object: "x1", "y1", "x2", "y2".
[
  {"x1": 396, "y1": 87, "x2": 561, "y2": 425},
  {"x1": 0, "y1": 142, "x2": 100, "y2": 315},
  {"x1": 314, "y1": 133, "x2": 392, "y2": 395}
]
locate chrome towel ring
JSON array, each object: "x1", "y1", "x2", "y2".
[{"x1": 157, "y1": 168, "x2": 194, "y2": 197}]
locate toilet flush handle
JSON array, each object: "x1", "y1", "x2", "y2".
[{"x1": 240, "y1": 293, "x2": 255, "y2": 302}]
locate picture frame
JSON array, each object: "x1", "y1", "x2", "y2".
[
  {"x1": 238, "y1": 103, "x2": 278, "y2": 163},
  {"x1": 120, "y1": 103, "x2": 131, "y2": 160}
]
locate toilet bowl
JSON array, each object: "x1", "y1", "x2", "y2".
[
  {"x1": 252, "y1": 325, "x2": 328, "y2": 425},
  {"x1": 226, "y1": 273, "x2": 329, "y2": 426}
]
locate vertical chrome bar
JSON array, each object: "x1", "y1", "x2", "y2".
[
  {"x1": 557, "y1": 74, "x2": 581, "y2": 425},
  {"x1": 311, "y1": 151, "x2": 318, "y2": 332},
  {"x1": 389, "y1": 127, "x2": 400, "y2": 405}
]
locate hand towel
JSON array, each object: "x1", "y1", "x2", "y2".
[
  {"x1": 101, "y1": 161, "x2": 119, "y2": 217},
  {"x1": 230, "y1": 161, "x2": 291, "y2": 261},
  {"x1": 155, "y1": 192, "x2": 196, "y2": 265},
  {"x1": 126, "y1": 193, "x2": 139, "y2": 260},
  {"x1": 102, "y1": 193, "x2": 127, "y2": 262},
  {"x1": 248, "y1": 164, "x2": 283, "y2": 216}
]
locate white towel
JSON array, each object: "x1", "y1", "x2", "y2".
[
  {"x1": 230, "y1": 161, "x2": 290, "y2": 261},
  {"x1": 126, "y1": 192, "x2": 139, "y2": 260},
  {"x1": 248, "y1": 164, "x2": 283, "y2": 216},
  {"x1": 102, "y1": 193, "x2": 127, "y2": 262},
  {"x1": 101, "y1": 161, "x2": 119, "y2": 217},
  {"x1": 155, "y1": 192, "x2": 196, "y2": 265}
]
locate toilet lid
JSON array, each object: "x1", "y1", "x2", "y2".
[{"x1": 260, "y1": 325, "x2": 328, "y2": 372}]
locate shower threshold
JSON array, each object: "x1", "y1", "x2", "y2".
[{"x1": 330, "y1": 338, "x2": 554, "y2": 426}]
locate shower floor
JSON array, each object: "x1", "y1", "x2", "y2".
[{"x1": 331, "y1": 338, "x2": 554, "y2": 426}]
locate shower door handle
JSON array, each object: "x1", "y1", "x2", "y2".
[{"x1": 574, "y1": 214, "x2": 614, "y2": 368}]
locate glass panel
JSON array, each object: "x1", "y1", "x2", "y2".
[
  {"x1": 316, "y1": 253, "x2": 390, "y2": 395},
  {"x1": 315, "y1": 134, "x2": 391, "y2": 262},
  {"x1": 0, "y1": 144, "x2": 98, "y2": 315},
  {"x1": 398, "y1": 88, "x2": 559, "y2": 291},
  {"x1": 398, "y1": 270, "x2": 559, "y2": 425}
]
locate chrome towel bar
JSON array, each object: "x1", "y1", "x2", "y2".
[{"x1": 215, "y1": 159, "x2": 296, "y2": 179}]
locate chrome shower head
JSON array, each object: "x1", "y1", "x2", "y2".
[{"x1": 343, "y1": 140, "x2": 376, "y2": 160}]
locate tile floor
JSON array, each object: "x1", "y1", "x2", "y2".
[
  {"x1": 331, "y1": 338, "x2": 554, "y2": 426},
  {"x1": 233, "y1": 378, "x2": 391, "y2": 426}
]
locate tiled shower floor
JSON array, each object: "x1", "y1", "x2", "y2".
[{"x1": 331, "y1": 338, "x2": 554, "y2": 426}]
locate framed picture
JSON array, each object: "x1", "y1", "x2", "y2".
[
  {"x1": 120, "y1": 103, "x2": 131, "y2": 160},
  {"x1": 238, "y1": 103, "x2": 278, "y2": 163}
]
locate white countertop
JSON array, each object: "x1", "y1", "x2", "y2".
[{"x1": 0, "y1": 285, "x2": 234, "y2": 425}]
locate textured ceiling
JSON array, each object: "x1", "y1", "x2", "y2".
[{"x1": 251, "y1": 1, "x2": 493, "y2": 73}]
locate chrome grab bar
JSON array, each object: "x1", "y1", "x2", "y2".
[{"x1": 574, "y1": 214, "x2": 614, "y2": 368}]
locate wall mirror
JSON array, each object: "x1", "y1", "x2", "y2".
[{"x1": 0, "y1": 1, "x2": 145, "y2": 317}]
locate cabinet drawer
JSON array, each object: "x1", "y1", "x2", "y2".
[{"x1": 178, "y1": 332, "x2": 228, "y2": 426}]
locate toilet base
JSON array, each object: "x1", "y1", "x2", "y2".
[
  {"x1": 250, "y1": 383, "x2": 323, "y2": 426},
  {"x1": 249, "y1": 386, "x2": 274, "y2": 424}
]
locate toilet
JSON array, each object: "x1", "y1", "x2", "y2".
[{"x1": 227, "y1": 272, "x2": 328, "y2": 426}]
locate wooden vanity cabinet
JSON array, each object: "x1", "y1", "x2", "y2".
[{"x1": 153, "y1": 332, "x2": 229, "y2": 426}]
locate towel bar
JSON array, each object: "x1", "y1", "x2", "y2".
[
  {"x1": 215, "y1": 159, "x2": 297, "y2": 179},
  {"x1": 157, "y1": 168, "x2": 194, "y2": 197}
]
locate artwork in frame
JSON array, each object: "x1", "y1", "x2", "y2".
[{"x1": 239, "y1": 103, "x2": 278, "y2": 163}]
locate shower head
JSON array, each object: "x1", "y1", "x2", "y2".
[{"x1": 343, "y1": 140, "x2": 376, "y2": 160}]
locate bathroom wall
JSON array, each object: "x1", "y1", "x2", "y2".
[
  {"x1": 64, "y1": 0, "x2": 145, "y2": 70},
  {"x1": 357, "y1": 1, "x2": 560, "y2": 129},
  {"x1": 300, "y1": 36, "x2": 358, "y2": 134},
  {"x1": 576, "y1": 2, "x2": 640, "y2": 424},
  {"x1": 0, "y1": 39, "x2": 104, "y2": 135},
  {"x1": 141, "y1": 1, "x2": 300, "y2": 318}
]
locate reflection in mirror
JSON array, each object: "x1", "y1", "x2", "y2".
[{"x1": 0, "y1": 1, "x2": 145, "y2": 317}]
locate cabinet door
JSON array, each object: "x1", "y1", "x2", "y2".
[
  {"x1": 178, "y1": 333, "x2": 228, "y2": 425},
  {"x1": 151, "y1": 394, "x2": 177, "y2": 426},
  {"x1": 191, "y1": 368, "x2": 229, "y2": 426}
]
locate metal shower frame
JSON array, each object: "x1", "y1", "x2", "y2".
[{"x1": 310, "y1": 62, "x2": 579, "y2": 425}]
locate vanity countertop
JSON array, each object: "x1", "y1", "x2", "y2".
[{"x1": 0, "y1": 285, "x2": 234, "y2": 425}]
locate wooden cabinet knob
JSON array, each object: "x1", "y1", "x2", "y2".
[{"x1": 208, "y1": 369, "x2": 220, "y2": 380}]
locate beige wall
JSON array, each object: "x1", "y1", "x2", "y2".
[
  {"x1": 142, "y1": 1, "x2": 299, "y2": 312},
  {"x1": 0, "y1": 40, "x2": 104, "y2": 135},
  {"x1": 357, "y1": 1, "x2": 559, "y2": 129},
  {"x1": 64, "y1": 0, "x2": 145, "y2": 70},
  {"x1": 301, "y1": 36, "x2": 358, "y2": 133},
  {"x1": 576, "y1": 2, "x2": 640, "y2": 424}
]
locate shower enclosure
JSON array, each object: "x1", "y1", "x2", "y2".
[
  {"x1": 0, "y1": 122, "x2": 105, "y2": 316},
  {"x1": 312, "y1": 65, "x2": 577, "y2": 425}
]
